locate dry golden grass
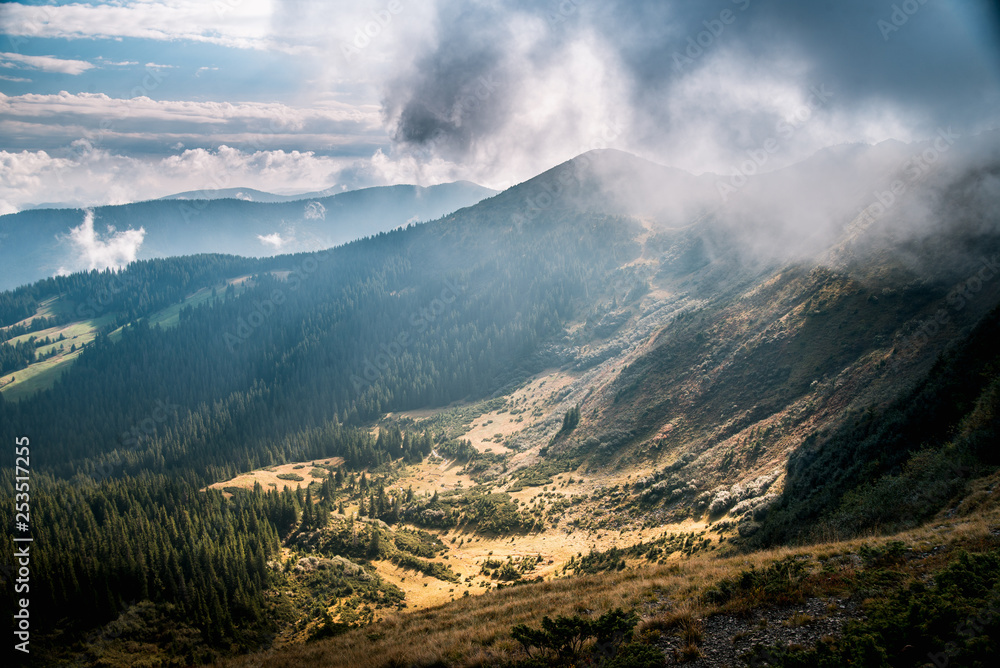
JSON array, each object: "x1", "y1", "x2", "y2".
[
  {"x1": 205, "y1": 457, "x2": 344, "y2": 496},
  {"x1": 218, "y1": 499, "x2": 1000, "y2": 668}
]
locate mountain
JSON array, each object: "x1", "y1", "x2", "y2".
[
  {"x1": 1, "y1": 135, "x2": 999, "y2": 667},
  {"x1": 0, "y1": 181, "x2": 496, "y2": 291},
  {"x1": 158, "y1": 185, "x2": 345, "y2": 203}
]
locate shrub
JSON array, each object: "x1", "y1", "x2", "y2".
[
  {"x1": 511, "y1": 608, "x2": 640, "y2": 666},
  {"x1": 743, "y1": 549, "x2": 1000, "y2": 667},
  {"x1": 704, "y1": 557, "x2": 808, "y2": 606}
]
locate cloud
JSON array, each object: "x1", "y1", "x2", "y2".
[
  {"x1": 0, "y1": 74, "x2": 31, "y2": 83},
  {"x1": 0, "y1": 91, "x2": 384, "y2": 156},
  {"x1": 371, "y1": 0, "x2": 1000, "y2": 181},
  {"x1": 257, "y1": 232, "x2": 287, "y2": 248},
  {"x1": 303, "y1": 201, "x2": 326, "y2": 220},
  {"x1": 0, "y1": 145, "x2": 366, "y2": 211},
  {"x1": 2, "y1": 0, "x2": 998, "y2": 207},
  {"x1": 59, "y1": 209, "x2": 145, "y2": 273},
  {"x1": 0, "y1": 52, "x2": 95, "y2": 75},
  {"x1": 0, "y1": 0, "x2": 309, "y2": 53}
]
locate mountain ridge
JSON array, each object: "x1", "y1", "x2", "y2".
[{"x1": 0, "y1": 181, "x2": 497, "y2": 291}]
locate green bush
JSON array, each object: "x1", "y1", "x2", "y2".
[
  {"x1": 511, "y1": 608, "x2": 642, "y2": 666},
  {"x1": 704, "y1": 557, "x2": 808, "y2": 606}
]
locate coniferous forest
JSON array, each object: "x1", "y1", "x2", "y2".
[{"x1": 0, "y1": 205, "x2": 642, "y2": 662}]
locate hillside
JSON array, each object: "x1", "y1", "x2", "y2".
[
  {"x1": 1, "y1": 136, "x2": 999, "y2": 666},
  {"x1": 0, "y1": 181, "x2": 496, "y2": 291}
]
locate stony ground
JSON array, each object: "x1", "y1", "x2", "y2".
[{"x1": 660, "y1": 596, "x2": 860, "y2": 666}]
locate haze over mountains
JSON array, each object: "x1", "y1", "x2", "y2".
[
  {"x1": 7, "y1": 129, "x2": 993, "y2": 295},
  {"x1": 0, "y1": 181, "x2": 495, "y2": 291},
  {"x1": 157, "y1": 185, "x2": 352, "y2": 204}
]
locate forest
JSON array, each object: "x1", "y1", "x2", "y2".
[{"x1": 0, "y1": 206, "x2": 640, "y2": 662}]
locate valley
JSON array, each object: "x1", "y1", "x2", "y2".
[
  {"x1": 3, "y1": 2, "x2": 999, "y2": 665},
  {"x1": 1, "y1": 141, "x2": 998, "y2": 667}
]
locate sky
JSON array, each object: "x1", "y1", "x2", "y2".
[{"x1": 1, "y1": 0, "x2": 999, "y2": 213}]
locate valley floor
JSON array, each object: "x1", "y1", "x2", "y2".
[{"x1": 216, "y1": 478, "x2": 1000, "y2": 667}]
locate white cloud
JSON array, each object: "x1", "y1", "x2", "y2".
[
  {"x1": 257, "y1": 232, "x2": 287, "y2": 248},
  {"x1": 0, "y1": 145, "x2": 366, "y2": 211},
  {"x1": 0, "y1": 52, "x2": 95, "y2": 75},
  {"x1": 0, "y1": 91, "x2": 383, "y2": 146},
  {"x1": 0, "y1": 0, "x2": 307, "y2": 54},
  {"x1": 303, "y1": 201, "x2": 326, "y2": 220},
  {"x1": 0, "y1": 74, "x2": 31, "y2": 83},
  {"x1": 59, "y1": 210, "x2": 145, "y2": 273}
]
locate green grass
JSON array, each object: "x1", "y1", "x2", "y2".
[
  {"x1": 1, "y1": 347, "x2": 85, "y2": 401},
  {"x1": 2, "y1": 284, "x2": 229, "y2": 402},
  {"x1": 1, "y1": 312, "x2": 119, "y2": 400},
  {"x1": 146, "y1": 285, "x2": 225, "y2": 329},
  {"x1": 5, "y1": 318, "x2": 102, "y2": 348}
]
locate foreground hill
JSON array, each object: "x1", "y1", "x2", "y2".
[{"x1": 0, "y1": 134, "x2": 998, "y2": 666}]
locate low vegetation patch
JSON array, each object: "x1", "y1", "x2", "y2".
[
  {"x1": 511, "y1": 608, "x2": 662, "y2": 667},
  {"x1": 742, "y1": 549, "x2": 1000, "y2": 667}
]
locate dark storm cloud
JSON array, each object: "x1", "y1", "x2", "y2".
[
  {"x1": 381, "y1": 2, "x2": 515, "y2": 160},
  {"x1": 381, "y1": 0, "x2": 1000, "y2": 170}
]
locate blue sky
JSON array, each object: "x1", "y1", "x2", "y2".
[{"x1": 1, "y1": 0, "x2": 998, "y2": 212}]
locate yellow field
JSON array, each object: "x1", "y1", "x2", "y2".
[
  {"x1": 218, "y1": 491, "x2": 1000, "y2": 668},
  {"x1": 206, "y1": 457, "x2": 345, "y2": 496}
]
